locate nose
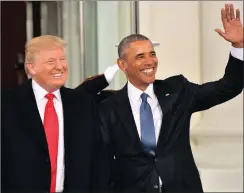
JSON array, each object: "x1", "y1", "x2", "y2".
[
  {"x1": 55, "y1": 60, "x2": 63, "y2": 70},
  {"x1": 144, "y1": 58, "x2": 155, "y2": 66}
]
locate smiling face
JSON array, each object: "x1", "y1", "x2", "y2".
[
  {"x1": 27, "y1": 47, "x2": 68, "y2": 92},
  {"x1": 118, "y1": 40, "x2": 158, "y2": 91}
]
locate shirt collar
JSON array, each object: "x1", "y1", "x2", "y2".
[
  {"x1": 127, "y1": 81, "x2": 155, "y2": 102},
  {"x1": 32, "y1": 79, "x2": 61, "y2": 101}
]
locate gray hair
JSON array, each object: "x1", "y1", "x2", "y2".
[{"x1": 118, "y1": 34, "x2": 151, "y2": 59}]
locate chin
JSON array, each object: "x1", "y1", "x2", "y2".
[
  {"x1": 52, "y1": 80, "x2": 65, "y2": 87},
  {"x1": 144, "y1": 77, "x2": 155, "y2": 84}
]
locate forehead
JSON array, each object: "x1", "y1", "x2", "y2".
[
  {"x1": 40, "y1": 48, "x2": 65, "y2": 56},
  {"x1": 37, "y1": 48, "x2": 65, "y2": 60},
  {"x1": 126, "y1": 40, "x2": 154, "y2": 55}
]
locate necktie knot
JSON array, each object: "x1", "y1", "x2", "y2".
[
  {"x1": 141, "y1": 93, "x2": 148, "y2": 102},
  {"x1": 45, "y1": 93, "x2": 55, "y2": 101}
]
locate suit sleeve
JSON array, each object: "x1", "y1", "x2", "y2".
[
  {"x1": 191, "y1": 53, "x2": 243, "y2": 113},
  {"x1": 75, "y1": 74, "x2": 109, "y2": 95}
]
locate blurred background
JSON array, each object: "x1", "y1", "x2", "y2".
[{"x1": 1, "y1": 1, "x2": 243, "y2": 192}]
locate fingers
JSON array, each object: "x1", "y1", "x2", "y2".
[
  {"x1": 230, "y1": 4, "x2": 235, "y2": 20},
  {"x1": 236, "y1": 9, "x2": 240, "y2": 21},
  {"x1": 215, "y1": 29, "x2": 227, "y2": 40},
  {"x1": 222, "y1": 4, "x2": 239, "y2": 22},
  {"x1": 225, "y1": 4, "x2": 231, "y2": 21},
  {"x1": 221, "y1": 8, "x2": 227, "y2": 24}
]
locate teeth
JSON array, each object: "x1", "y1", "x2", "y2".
[
  {"x1": 53, "y1": 73, "x2": 62, "y2": 78},
  {"x1": 142, "y1": 68, "x2": 153, "y2": 73}
]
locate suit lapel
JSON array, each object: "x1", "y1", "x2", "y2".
[
  {"x1": 18, "y1": 80, "x2": 49, "y2": 154},
  {"x1": 154, "y1": 81, "x2": 181, "y2": 153},
  {"x1": 60, "y1": 87, "x2": 73, "y2": 172},
  {"x1": 60, "y1": 86, "x2": 82, "y2": 188},
  {"x1": 114, "y1": 81, "x2": 182, "y2": 154},
  {"x1": 114, "y1": 85, "x2": 141, "y2": 147}
]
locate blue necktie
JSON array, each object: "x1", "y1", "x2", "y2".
[{"x1": 140, "y1": 93, "x2": 156, "y2": 155}]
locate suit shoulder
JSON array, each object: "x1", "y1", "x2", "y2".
[
  {"x1": 156, "y1": 74, "x2": 188, "y2": 86},
  {"x1": 98, "y1": 91, "x2": 117, "y2": 110},
  {"x1": 61, "y1": 87, "x2": 96, "y2": 104},
  {"x1": 2, "y1": 84, "x2": 23, "y2": 103},
  {"x1": 163, "y1": 74, "x2": 188, "y2": 84}
]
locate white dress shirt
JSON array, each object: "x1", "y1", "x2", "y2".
[
  {"x1": 127, "y1": 81, "x2": 163, "y2": 185},
  {"x1": 231, "y1": 46, "x2": 243, "y2": 61},
  {"x1": 32, "y1": 80, "x2": 64, "y2": 192},
  {"x1": 104, "y1": 64, "x2": 120, "y2": 84},
  {"x1": 127, "y1": 81, "x2": 163, "y2": 143}
]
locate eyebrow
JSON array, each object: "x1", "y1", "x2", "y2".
[
  {"x1": 135, "y1": 53, "x2": 144, "y2": 58},
  {"x1": 45, "y1": 58, "x2": 56, "y2": 63},
  {"x1": 134, "y1": 51, "x2": 156, "y2": 58},
  {"x1": 47, "y1": 58, "x2": 56, "y2": 61}
]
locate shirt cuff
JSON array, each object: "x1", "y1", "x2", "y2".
[
  {"x1": 104, "y1": 64, "x2": 120, "y2": 84},
  {"x1": 230, "y1": 46, "x2": 243, "y2": 61}
]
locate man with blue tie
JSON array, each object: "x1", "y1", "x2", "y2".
[{"x1": 98, "y1": 4, "x2": 243, "y2": 193}]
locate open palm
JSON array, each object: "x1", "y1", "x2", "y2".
[{"x1": 215, "y1": 4, "x2": 243, "y2": 47}]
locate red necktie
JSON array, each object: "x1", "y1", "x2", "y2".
[{"x1": 44, "y1": 93, "x2": 59, "y2": 193}]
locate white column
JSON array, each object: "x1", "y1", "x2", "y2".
[
  {"x1": 191, "y1": 0, "x2": 243, "y2": 154},
  {"x1": 97, "y1": 1, "x2": 119, "y2": 75},
  {"x1": 62, "y1": 1, "x2": 83, "y2": 88},
  {"x1": 193, "y1": 1, "x2": 243, "y2": 136},
  {"x1": 81, "y1": 0, "x2": 98, "y2": 80},
  {"x1": 191, "y1": 1, "x2": 243, "y2": 192},
  {"x1": 115, "y1": 1, "x2": 136, "y2": 89}
]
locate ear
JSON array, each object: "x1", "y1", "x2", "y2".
[
  {"x1": 117, "y1": 58, "x2": 127, "y2": 73},
  {"x1": 26, "y1": 63, "x2": 36, "y2": 76}
]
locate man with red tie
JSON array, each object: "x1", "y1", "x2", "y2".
[{"x1": 1, "y1": 35, "x2": 111, "y2": 192}]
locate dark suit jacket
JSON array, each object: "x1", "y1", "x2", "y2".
[
  {"x1": 98, "y1": 54, "x2": 243, "y2": 193},
  {"x1": 76, "y1": 74, "x2": 117, "y2": 104},
  {"x1": 1, "y1": 76, "x2": 110, "y2": 193}
]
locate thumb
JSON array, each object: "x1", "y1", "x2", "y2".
[{"x1": 215, "y1": 29, "x2": 228, "y2": 39}]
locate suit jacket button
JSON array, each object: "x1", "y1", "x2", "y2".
[
  {"x1": 45, "y1": 158, "x2": 49, "y2": 163},
  {"x1": 154, "y1": 158, "x2": 159, "y2": 162}
]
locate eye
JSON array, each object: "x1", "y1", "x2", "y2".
[
  {"x1": 45, "y1": 59, "x2": 55, "y2": 66},
  {"x1": 136, "y1": 55, "x2": 144, "y2": 60},
  {"x1": 47, "y1": 61, "x2": 55, "y2": 65}
]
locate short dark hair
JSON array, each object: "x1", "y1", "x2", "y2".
[{"x1": 118, "y1": 34, "x2": 151, "y2": 59}]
